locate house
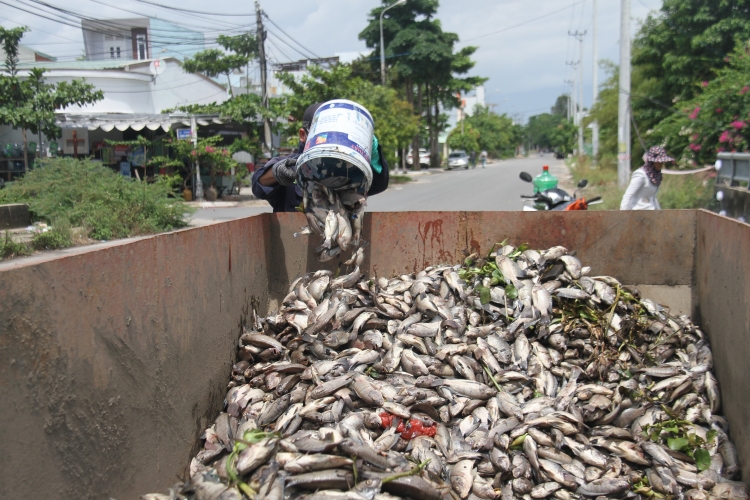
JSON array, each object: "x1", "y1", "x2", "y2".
[
  {"x1": 82, "y1": 17, "x2": 205, "y2": 62},
  {"x1": 0, "y1": 44, "x2": 56, "y2": 64}
]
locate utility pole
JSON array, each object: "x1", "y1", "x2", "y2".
[
  {"x1": 617, "y1": 0, "x2": 631, "y2": 188},
  {"x1": 256, "y1": 1, "x2": 272, "y2": 154},
  {"x1": 191, "y1": 115, "x2": 204, "y2": 200},
  {"x1": 592, "y1": 0, "x2": 600, "y2": 164},
  {"x1": 564, "y1": 80, "x2": 574, "y2": 120},
  {"x1": 569, "y1": 30, "x2": 586, "y2": 158},
  {"x1": 565, "y1": 60, "x2": 579, "y2": 126}
]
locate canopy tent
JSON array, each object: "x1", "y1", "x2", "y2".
[{"x1": 55, "y1": 113, "x2": 225, "y2": 132}]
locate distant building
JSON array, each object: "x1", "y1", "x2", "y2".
[
  {"x1": 81, "y1": 17, "x2": 205, "y2": 62},
  {"x1": 440, "y1": 85, "x2": 486, "y2": 153},
  {"x1": 0, "y1": 44, "x2": 56, "y2": 64},
  {"x1": 234, "y1": 56, "x2": 340, "y2": 97}
]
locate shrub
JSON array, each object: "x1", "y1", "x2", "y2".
[
  {"x1": 0, "y1": 231, "x2": 31, "y2": 260},
  {"x1": 0, "y1": 158, "x2": 193, "y2": 240},
  {"x1": 31, "y1": 220, "x2": 73, "y2": 250}
]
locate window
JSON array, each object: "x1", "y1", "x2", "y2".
[
  {"x1": 136, "y1": 34, "x2": 146, "y2": 60},
  {"x1": 110, "y1": 47, "x2": 114, "y2": 58}
]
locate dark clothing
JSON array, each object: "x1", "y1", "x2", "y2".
[{"x1": 252, "y1": 142, "x2": 390, "y2": 213}]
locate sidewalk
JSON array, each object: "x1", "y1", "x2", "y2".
[{"x1": 186, "y1": 187, "x2": 258, "y2": 208}]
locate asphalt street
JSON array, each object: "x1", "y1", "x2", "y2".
[{"x1": 189, "y1": 155, "x2": 568, "y2": 225}]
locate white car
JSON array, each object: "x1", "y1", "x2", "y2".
[
  {"x1": 448, "y1": 151, "x2": 469, "y2": 169},
  {"x1": 407, "y1": 148, "x2": 430, "y2": 168}
]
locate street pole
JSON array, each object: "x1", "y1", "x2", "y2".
[
  {"x1": 617, "y1": 0, "x2": 631, "y2": 188},
  {"x1": 569, "y1": 30, "x2": 586, "y2": 158},
  {"x1": 380, "y1": 0, "x2": 406, "y2": 85},
  {"x1": 191, "y1": 116, "x2": 204, "y2": 200},
  {"x1": 564, "y1": 80, "x2": 574, "y2": 120},
  {"x1": 592, "y1": 0, "x2": 600, "y2": 164},
  {"x1": 565, "y1": 61, "x2": 578, "y2": 127},
  {"x1": 256, "y1": 1, "x2": 272, "y2": 153}
]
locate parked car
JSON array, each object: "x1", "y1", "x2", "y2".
[
  {"x1": 407, "y1": 148, "x2": 430, "y2": 168},
  {"x1": 448, "y1": 151, "x2": 469, "y2": 169}
]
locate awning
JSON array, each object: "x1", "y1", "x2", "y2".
[{"x1": 55, "y1": 113, "x2": 224, "y2": 132}]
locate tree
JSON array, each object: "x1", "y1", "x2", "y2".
[
  {"x1": 647, "y1": 42, "x2": 750, "y2": 166},
  {"x1": 465, "y1": 105, "x2": 520, "y2": 158},
  {"x1": 447, "y1": 124, "x2": 480, "y2": 153},
  {"x1": 525, "y1": 111, "x2": 576, "y2": 155},
  {"x1": 0, "y1": 27, "x2": 103, "y2": 171},
  {"x1": 276, "y1": 64, "x2": 419, "y2": 167},
  {"x1": 551, "y1": 95, "x2": 569, "y2": 117},
  {"x1": 359, "y1": 1, "x2": 485, "y2": 168},
  {"x1": 633, "y1": 0, "x2": 750, "y2": 110},
  {"x1": 182, "y1": 33, "x2": 257, "y2": 97}
]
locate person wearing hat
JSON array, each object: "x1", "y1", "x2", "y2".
[
  {"x1": 620, "y1": 146, "x2": 674, "y2": 210},
  {"x1": 252, "y1": 102, "x2": 390, "y2": 213}
]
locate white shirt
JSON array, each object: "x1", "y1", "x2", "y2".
[{"x1": 620, "y1": 167, "x2": 661, "y2": 210}]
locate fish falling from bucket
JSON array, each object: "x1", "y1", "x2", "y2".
[{"x1": 294, "y1": 184, "x2": 367, "y2": 263}]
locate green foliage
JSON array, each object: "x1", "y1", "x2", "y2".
[
  {"x1": 31, "y1": 220, "x2": 73, "y2": 250},
  {"x1": 0, "y1": 27, "x2": 103, "y2": 141},
  {"x1": 0, "y1": 231, "x2": 31, "y2": 260},
  {"x1": 465, "y1": 105, "x2": 522, "y2": 158},
  {"x1": 633, "y1": 0, "x2": 750, "y2": 108},
  {"x1": 447, "y1": 123, "x2": 480, "y2": 153},
  {"x1": 643, "y1": 419, "x2": 715, "y2": 471},
  {"x1": 525, "y1": 111, "x2": 576, "y2": 155},
  {"x1": 182, "y1": 32, "x2": 257, "y2": 97},
  {"x1": 276, "y1": 64, "x2": 419, "y2": 166},
  {"x1": 0, "y1": 158, "x2": 193, "y2": 240}
]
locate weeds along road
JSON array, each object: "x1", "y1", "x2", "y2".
[{"x1": 189, "y1": 155, "x2": 567, "y2": 225}]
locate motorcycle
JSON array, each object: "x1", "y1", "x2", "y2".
[{"x1": 518, "y1": 171, "x2": 602, "y2": 211}]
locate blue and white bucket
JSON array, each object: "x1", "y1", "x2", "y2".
[{"x1": 296, "y1": 99, "x2": 374, "y2": 195}]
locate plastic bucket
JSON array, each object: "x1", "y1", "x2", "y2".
[{"x1": 296, "y1": 99, "x2": 374, "y2": 195}]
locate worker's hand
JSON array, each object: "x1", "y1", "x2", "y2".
[{"x1": 271, "y1": 157, "x2": 298, "y2": 186}]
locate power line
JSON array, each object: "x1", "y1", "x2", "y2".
[
  {"x1": 131, "y1": 0, "x2": 256, "y2": 17},
  {"x1": 265, "y1": 27, "x2": 315, "y2": 61},
  {"x1": 86, "y1": 0, "x2": 248, "y2": 31},
  {"x1": 460, "y1": 0, "x2": 585, "y2": 43},
  {"x1": 262, "y1": 12, "x2": 319, "y2": 59}
]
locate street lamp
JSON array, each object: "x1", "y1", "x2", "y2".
[{"x1": 380, "y1": 0, "x2": 406, "y2": 85}]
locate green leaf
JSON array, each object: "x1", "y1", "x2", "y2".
[
  {"x1": 706, "y1": 430, "x2": 718, "y2": 444},
  {"x1": 667, "y1": 437, "x2": 690, "y2": 452},
  {"x1": 464, "y1": 256, "x2": 473, "y2": 266},
  {"x1": 505, "y1": 284, "x2": 518, "y2": 299},
  {"x1": 694, "y1": 448, "x2": 711, "y2": 471},
  {"x1": 477, "y1": 286, "x2": 491, "y2": 305}
]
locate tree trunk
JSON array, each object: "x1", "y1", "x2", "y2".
[
  {"x1": 22, "y1": 128, "x2": 28, "y2": 173},
  {"x1": 411, "y1": 83, "x2": 422, "y2": 171},
  {"x1": 431, "y1": 93, "x2": 440, "y2": 168},
  {"x1": 227, "y1": 72, "x2": 234, "y2": 98}
]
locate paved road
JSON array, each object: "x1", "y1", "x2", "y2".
[
  {"x1": 369, "y1": 155, "x2": 566, "y2": 212},
  {"x1": 189, "y1": 156, "x2": 567, "y2": 224}
]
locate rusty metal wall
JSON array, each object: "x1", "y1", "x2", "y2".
[
  {"x1": 696, "y1": 211, "x2": 750, "y2": 480},
  {"x1": 0, "y1": 217, "x2": 270, "y2": 500},
  {"x1": 266, "y1": 211, "x2": 697, "y2": 300}
]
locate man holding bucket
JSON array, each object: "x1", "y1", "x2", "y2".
[{"x1": 252, "y1": 101, "x2": 390, "y2": 213}]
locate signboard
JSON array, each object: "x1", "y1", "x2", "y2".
[
  {"x1": 176, "y1": 129, "x2": 192, "y2": 140},
  {"x1": 129, "y1": 146, "x2": 146, "y2": 167},
  {"x1": 120, "y1": 161, "x2": 131, "y2": 177},
  {"x1": 61, "y1": 128, "x2": 88, "y2": 155},
  {"x1": 114, "y1": 145, "x2": 129, "y2": 157}
]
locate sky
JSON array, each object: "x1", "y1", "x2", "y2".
[{"x1": 2, "y1": 0, "x2": 662, "y2": 122}]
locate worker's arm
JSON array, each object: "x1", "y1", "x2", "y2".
[
  {"x1": 251, "y1": 154, "x2": 299, "y2": 199},
  {"x1": 367, "y1": 142, "x2": 390, "y2": 196},
  {"x1": 620, "y1": 169, "x2": 644, "y2": 210}
]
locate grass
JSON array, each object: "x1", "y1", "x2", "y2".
[
  {"x1": 0, "y1": 158, "x2": 193, "y2": 243},
  {"x1": 569, "y1": 154, "x2": 716, "y2": 211},
  {"x1": 31, "y1": 220, "x2": 73, "y2": 251},
  {"x1": 0, "y1": 231, "x2": 31, "y2": 260},
  {"x1": 391, "y1": 174, "x2": 413, "y2": 184}
]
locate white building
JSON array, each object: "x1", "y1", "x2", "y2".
[
  {"x1": 0, "y1": 57, "x2": 228, "y2": 155},
  {"x1": 82, "y1": 17, "x2": 205, "y2": 62}
]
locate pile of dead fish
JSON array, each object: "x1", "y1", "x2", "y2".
[
  {"x1": 143, "y1": 244, "x2": 748, "y2": 500},
  {"x1": 297, "y1": 184, "x2": 366, "y2": 262}
]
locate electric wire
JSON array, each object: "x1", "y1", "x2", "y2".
[
  {"x1": 131, "y1": 0, "x2": 256, "y2": 17},
  {"x1": 262, "y1": 12, "x2": 319, "y2": 60}
]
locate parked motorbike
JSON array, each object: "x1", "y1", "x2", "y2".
[{"x1": 518, "y1": 171, "x2": 602, "y2": 211}]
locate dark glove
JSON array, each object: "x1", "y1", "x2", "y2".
[{"x1": 271, "y1": 157, "x2": 298, "y2": 186}]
